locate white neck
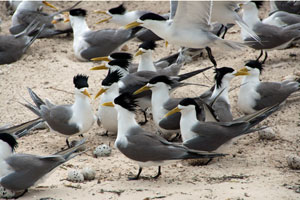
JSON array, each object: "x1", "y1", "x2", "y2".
[
  {"x1": 111, "y1": 11, "x2": 138, "y2": 26},
  {"x1": 100, "y1": 83, "x2": 119, "y2": 103},
  {"x1": 151, "y1": 84, "x2": 171, "y2": 124},
  {"x1": 241, "y1": 73, "x2": 260, "y2": 85},
  {"x1": 180, "y1": 108, "x2": 199, "y2": 142},
  {"x1": 116, "y1": 106, "x2": 139, "y2": 138},
  {"x1": 211, "y1": 79, "x2": 230, "y2": 104},
  {"x1": 0, "y1": 140, "x2": 13, "y2": 161},
  {"x1": 137, "y1": 51, "x2": 157, "y2": 72},
  {"x1": 70, "y1": 16, "x2": 90, "y2": 38}
]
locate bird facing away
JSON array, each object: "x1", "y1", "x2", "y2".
[
  {"x1": 0, "y1": 133, "x2": 85, "y2": 197},
  {"x1": 101, "y1": 92, "x2": 226, "y2": 180},
  {"x1": 69, "y1": 8, "x2": 141, "y2": 61},
  {"x1": 237, "y1": 60, "x2": 300, "y2": 114},
  {"x1": 21, "y1": 74, "x2": 96, "y2": 147},
  {"x1": 164, "y1": 98, "x2": 280, "y2": 152}
]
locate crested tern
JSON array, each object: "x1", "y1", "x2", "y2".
[
  {"x1": 0, "y1": 21, "x2": 45, "y2": 65},
  {"x1": 237, "y1": 60, "x2": 300, "y2": 114},
  {"x1": 101, "y1": 92, "x2": 225, "y2": 180},
  {"x1": 21, "y1": 74, "x2": 96, "y2": 147},
  {"x1": 0, "y1": 133, "x2": 85, "y2": 197},
  {"x1": 135, "y1": 40, "x2": 157, "y2": 72},
  {"x1": 165, "y1": 98, "x2": 280, "y2": 152},
  {"x1": 69, "y1": 8, "x2": 141, "y2": 61}
]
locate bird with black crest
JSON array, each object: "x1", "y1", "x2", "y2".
[
  {"x1": 101, "y1": 92, "x2": 226, "y2": 180},
  {"x1": 237, "y1": 59, "x2": 300, "y2": 114},
  {"x1": 69, "y1": 8, "x2": 142, "y2": 61},
  {"x1": 20, "y1": 74, "x2": 96, "y2": 147}
]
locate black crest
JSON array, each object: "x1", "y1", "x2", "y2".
[
  {"x1": 214, "y1": 67, "x2": 235, "y2": 88},
  {"x1": 0, "y1": 133, "x2": 18, "y2": 152},
  {"x1": 140, "y1": 13, "x2": 166, "y2": 21},
  {"x1": 108, "y1": 4, "x2": 126, "y2": 15},
  {"x1": 110, "y1": 52, "x2": 133, "y2": 61},
  {"x1": 102, "y1": 70, "x2": 123, "y2": 86},
  {"x1": 179, "y1": 98, "x2": 202, "y2": 116},
  {"x1": 245, "y1": 60, "x2": 263, "y2": 73},
  {"x1": 139, "y1": 40, "x2": 156, "y2": 50},
  {"x1": 108, "y1": 59, "x2": 130, "y2": 70},
  {"x1": 114, "y1": 92, "x2": 138, "y2": 112},
  {"x1": 148, "y1": 75, "x2": 174, "y2": 86},
  {"x1": 252, "y1": 1, "x2": 264, "y2": 9},
  {"x1": 69, "y1": 8, "x2": 87, "y2": 17},
  {"x1": 73, "y1": 74, "x2": 89, "y2": 89}
]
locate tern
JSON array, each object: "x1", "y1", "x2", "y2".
[
  {"x1": 0, "y1": 21, "x2": 45, "y2": 65},
  {"x1": 21, "y1": 74, "x2": 96, "y2": 147},
  {"x1": 101, "y1": 92, "x2": 225, "y2": 180},
  {"x1": 69, "y1": 8, "x2": 141, "y2": 61},
  {"x1": 135, "y1": 40, "x2": 158, "y2": 72},
  {"x1": 237, "y1": 60, "x2": 300, "y2": 114},
  {"x1": 164, "y1": 98, "x2": 280, "y2": 152},
  {"x1": 124, "y1": 1, "x2": 251, "y2": 66},
  {"x1": 241, "y1": 1, "x2": 300, "y2": 61},
  {"x1": 0, "y1": 133, "x2": 85, "y2": 197}
]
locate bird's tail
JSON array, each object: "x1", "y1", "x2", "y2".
[
  {"x1": 130, "y1": 26, "x2": 144, "y2": 39},
  {"x1": 0, "y1": 118, "x2": 44, "y2": 138},
  {"x1": 23, "y1": 24, "x2": 46, "y2": 53},
  {"x1": 55, "y1": 139, "x2": 86, "y2": 161},
  {"x1": 178, "y1": 66, "x2": 212, "y2": 82},
  {"x1": 214, "y1": 38, "x2": 245, "y2": 50},
  {"x1": 27, "y1": 87, "x2": 46, "y2": 109},
  {"x1": 182, "y1": 150, "x2": 227, "y2": 160}
]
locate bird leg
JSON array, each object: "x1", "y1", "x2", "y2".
[
  {"x1": 216, "y1": 24, "x2": 224, "y2": 37},
  {"x1": 138, "y1": 109, "x2": 148, "y2": 125},
  {"x1": 205, "y1": 47, "x2": 217, "y2": 67},
  {"x1": 79, "y1": 134, "x2": 84, "y2": 137},
  {"x1": 256, "y1": 50, "x2": 263, "y2": 61},
  {"x1": 101, "y1": 130, "x2": 109, "y2": 137},
  {"x1": 221, "y1": 26, "x2": 228, "y2": 39},
  {"x1": 128, "y1": 167, "x2": 143, "y2": 180},
  {"x1": 152, "y1": 166, "x2": 161, "y2": 179},
  {"x1": 203, "y1": 158, "x2": 213, "y2": 165},
  {"x1": 66, "y1": 138, "x2": 70, "y2": 148},
  {"x1": 261, "y1": 51, "x2": 268, "y2": 64}
]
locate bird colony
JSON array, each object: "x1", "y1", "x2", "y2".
[{"x1": 0, "y1": 1, "x2": 299, "y2": 199}]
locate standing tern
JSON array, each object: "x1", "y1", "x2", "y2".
[
  {"x1": 101, "y1": 92, "x2": 225, "y2": 180},
  {"x1": 0, "y1": 21, "x2": 45, "y2": 65},
  {"x1": 124, "y1": 1, "x2": 248, "y2": 66},
  {"x1": 241, "y1": 1, "x2": 300, "y2": 61},
  {"x1": 237, "y1": 60, "x2": 300, "y2": 114},
  {"x1": 21, "y1": 74, "x2": 96, "y2": 147},
  {"x1": 135, "y1": 40, "x2": 157, "y2": 72},
  {"x1": 164, "y1": 98, "x2": 280, "y2": 152},
  {"x1": 0, "y1": 133, "x2": 85, "y2": 197},
  {"x1": 69, "y1": 8, "x2": 141, "y2": 61}
]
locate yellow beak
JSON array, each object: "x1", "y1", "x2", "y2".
[
  {"x1": 102, "y1": 102, "x2": 114, "y2": 107},
  {"x1": 64, "y1": 18, "x2": 70, "y2": 23},
  {"x1": 165, "y1": 41, "x2": 169, "y2": 48},
  {"x1": 133, "y1": 85, "x2": 151, "y2": 95},
  {"x1": 123, "y1": 21, "x2": 142, "y2": 30},
  {"x1": 135, "y1": 49, "x2": 144, "y2": 57},
  {"x1": 42, "y1": 1, "x2": 58, "y2": 11},
  {"x1": 82, "y1": 89, "x2": 91, "y2": 98},
  {"x1": 90, "y1": 56, "x2": 110, "y2": 62},
  {"x1": 94, "y1": 10, "x2": 110, "y2": 15},
  {"x1": 90, "y1": 65, "x2": 109, "y2": 70},
  {"x1": 164, "y1": 107, "x2": 181, "y2": 118},
  {"x1": 94, "y1": 88, "x2": 108, "y2": 99},
  {"x1": 51, "y1": 19, "x2": 57, "y2": 24},
  {"x1": 235, "y1": 68, "x2": 250, "y2": 76},
  {"x1": 96, "y1": 17, "x2": 112, "y2": 24}
]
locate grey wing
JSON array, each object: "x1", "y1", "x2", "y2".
[
  {"x1": 212, "y1": 98, "x2": 233, "y2": 122},
  {"x1": 254, "y1": 81, "x2": 298, "y2": 110},
  {"x1": 275, "y1": 11, "x2": 300, "y2": 26},
  {"x1": 40, "y1": 105, "x2": 79, "y2": 135},
  {"x1": 81, "y1": 29, "x2": 133, "y2": 59},
  {"x1": 275, "y1": 1, "x2": 300, "y2": 15},
  {"x1": 1, "y1": 154, "x2": 64, "y2": 191},
  {"x1": 158, "y1": 98, "x2": 182, "y2": 130},
  {"x1": 116, "y1": 127, "x2": 189, "y2": 162},
  {"x1": 0, "y1": 36, "x2": 24, "y2": 64},
  {"x1": 163, "y1": 98, "x2": 181, "y2": 110},
  {"x1": 185, "y1": 121, "x2": 249, "y2": 151}
]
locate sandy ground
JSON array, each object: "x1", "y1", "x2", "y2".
[{"x1": 0, "y1": 1, "x2": 300, "y2": 200}]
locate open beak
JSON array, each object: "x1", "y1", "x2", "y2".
[
  {"x1": 102, "y1": 102, "x2": 114, "y2": 107},
  {"x1": 96, "y1": 16, "x2": 112, "y2": 24},
  {"x1": 135, "y1": 49, "x2": 144, "y2": 57},
  {"x1": 90, "y1": 65, "x2": 108, "y2": 70},
  {"x1": 42, "y1": 1, "x2": 58, "y2": 11},
  {"x1": 123, "y1": 21, "x2": 142, "y2": 29},
  {"x1": 91, "y1": 56, "x2": 110, "y2": 62},
  {"x1": 94, "y1": 88, "x2": 108, "y2": 99},
  {"x1": 133, "y1": 85, "x2": 151, "y2": 95},
  {"x1": 164, "y1": 107, "x2": 181, "y2": 118},
  {"x1": 235, "y1": 68, "x2": 250, "y2": 76},
  {"x1": 82, "y1": 89, "x2": 91, "y2": 98}
]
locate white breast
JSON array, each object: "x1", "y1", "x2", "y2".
[{"x1": 238, "y1": 82, "x2": 260, "y2": 114}]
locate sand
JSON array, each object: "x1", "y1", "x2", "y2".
[{"x1": 0, "y1": 1, "x2": 299, "y2": 200}]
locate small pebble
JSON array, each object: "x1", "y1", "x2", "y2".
[
  {"x1": 93, "y1": 144, "x2": 112, "y2": 157},
  {"x1": 81, "y1": 167, "x2": 96, "y2": 181},
  {"x1": 67, "y1": 170, "x2": 84, "y2": 182},
  {"x1": 287, "y1": 154, "x2": 300, "y2": 170},
  {"x1": 258, "y1": 127, "x2": 276, "y2": 140},
  {"x1": 0, "y1": 186, "x2": 16, "y2": 199}
]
